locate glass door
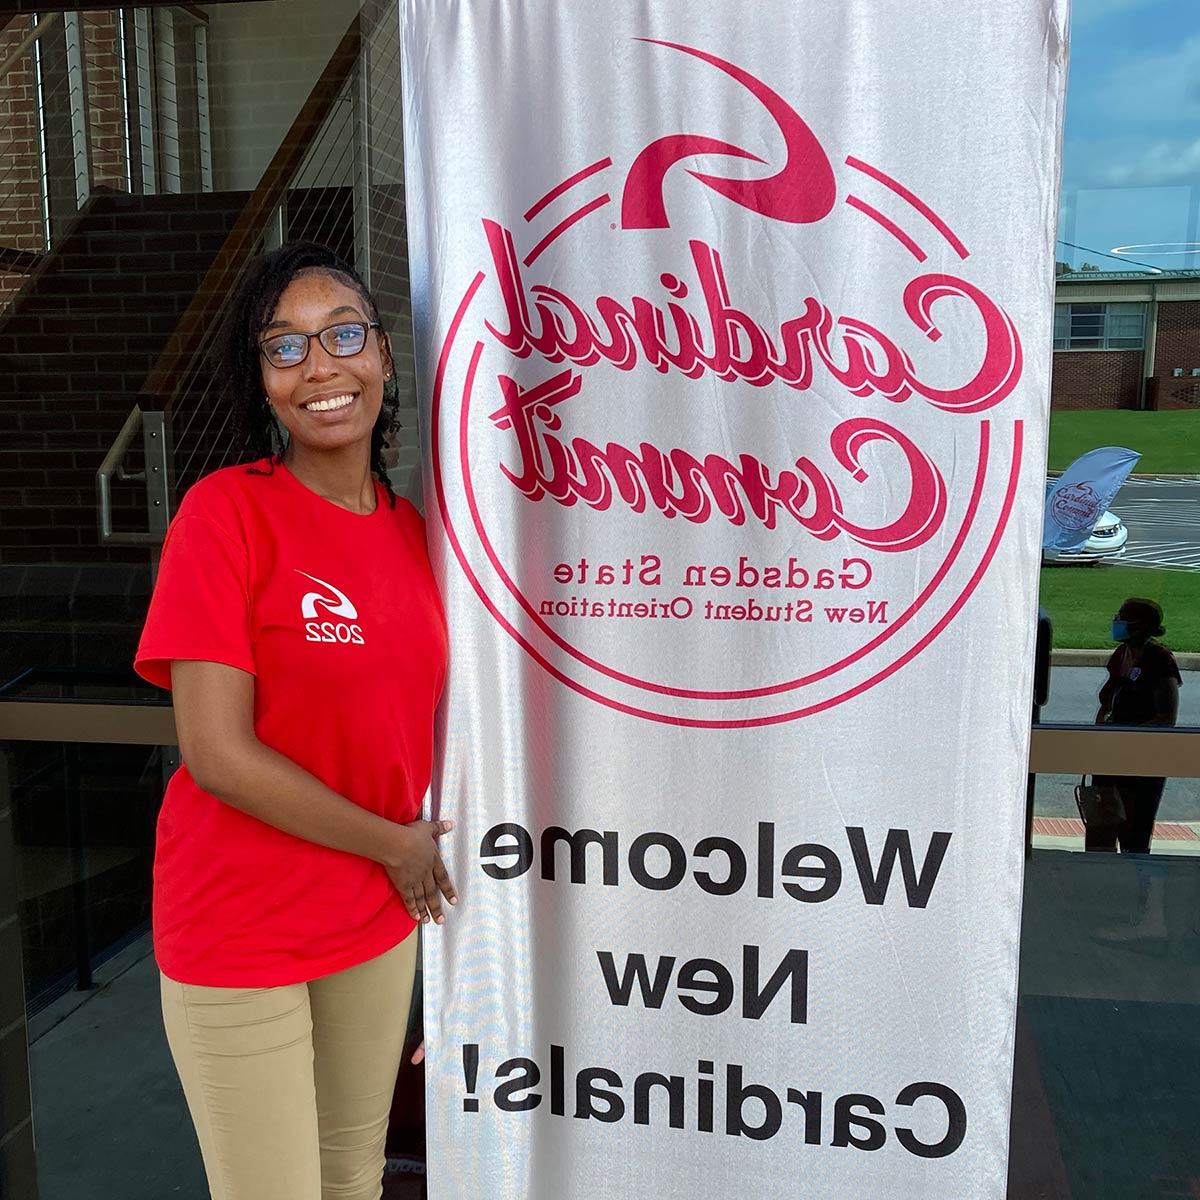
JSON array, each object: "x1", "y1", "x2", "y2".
[
  {"x1": 0, "y1": 3, "x2": 422, "y2": 1196},
  {"x1": 1011, "y1": 724, "x2": 1200, "y2": 1199}
]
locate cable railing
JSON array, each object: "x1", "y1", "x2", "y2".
[
  {"x1": 173, "y1": 90, "x2": 362, "y2": 486},
  {"x1": 3, "y1": 4, "x2": 417, "y2": 543},
  {"x1": 0, "y1": 13, "x2": 62, "y2": 302},
  {"x1": 154, "y1": 13, "x2": 365, "y2": 492},
  {"x1": 161, "y1": 7, "x2": 418, "y2": 498},
  {"x1": 0, "y1": 12, "x2": 59, "y2": 81},
  {"x1": 0, "y1": 7, "x2": 208, "y2": 317}
]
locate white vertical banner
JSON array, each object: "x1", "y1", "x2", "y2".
[{"x1": 401, "y1": 3, "x2": 1068, "y2": 1196}]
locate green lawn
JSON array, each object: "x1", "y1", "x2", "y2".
[
  {"x1": 1039, "y1": 565, "x2": 1200, "y2": 652},
  {"x1": 1047, "y1": 410, "x2": 1200, "y2": 475}
]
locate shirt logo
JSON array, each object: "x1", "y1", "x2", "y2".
[
  {"x1": 297, "y1": 571, "x2": 365, "y2": 645},
  {"x1": 297, "y1": 571, "x2": 359, "y2": 620}
]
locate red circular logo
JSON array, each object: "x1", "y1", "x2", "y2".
[
  {"x1": 1049, "y1": 482, "x2": 1101, "y2": 532},
  {"x1": 432, "y1": 40, "x2": 1025, "y2": 727}
]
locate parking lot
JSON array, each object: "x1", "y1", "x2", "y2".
[{"x1": 1110, "y1": 477, "x2": 1200, "y2": 571}]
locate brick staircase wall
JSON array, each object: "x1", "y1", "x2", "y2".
[
  {"x1": 0, "y1": 17, "x2": 45, "y2": 312},
  {"x1": 0, "y1": 188, "x2": 247, "y2": 567},
  {"x1": 0, "y1": 189, "x2": 244, "y2": 685}
]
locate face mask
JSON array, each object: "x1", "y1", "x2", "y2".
[{"x1": 1111, "y1": 619, "x2": 1131, "y2": 643}]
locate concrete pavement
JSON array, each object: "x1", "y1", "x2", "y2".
[{"x1": 1042, "y1": 664, "x2": 1200, "y2": 728}]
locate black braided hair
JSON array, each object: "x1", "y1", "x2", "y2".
[{"x1": 221, "y1": 241, "x2": 400, "y2": 506}]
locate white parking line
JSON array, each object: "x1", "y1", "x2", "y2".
[
  {"x1": 1123, "y1": 476, "x2": 1200, "y2": 487},
  {"x1": 1114, "y1": 499, "x2": 1196, "y2": 511},
  {"x1": 1118, "y1": 547, "x2": 1200, "y2": 570}
]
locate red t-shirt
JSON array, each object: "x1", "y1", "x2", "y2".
[{"x1": 135, "y1": 460, "x2": 447, "y2": 986}]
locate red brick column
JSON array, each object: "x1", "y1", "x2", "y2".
[
  {"x1": 83, "y1": 11, "x2": 129, "y2": 192},
  {"x1": 0, "y1": 18, "x2": 46, "y2": 312},
  {"x1": 1151, "y1": 300, "x2": 1200, "y2": 410}
]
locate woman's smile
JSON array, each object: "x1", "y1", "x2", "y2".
[{"x1": 299, "y1": 389, "x2": 360, "y2": 416}]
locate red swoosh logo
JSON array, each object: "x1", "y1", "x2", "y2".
[{"x1": 620, "y1": 39, "x2": 837, "y2": 230}]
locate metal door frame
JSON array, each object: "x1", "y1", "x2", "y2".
[{"x1": 7, "y1": 703, "x2": 1200, "y2": 767}]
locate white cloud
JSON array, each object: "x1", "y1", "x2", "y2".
[
  {"x1": 1103, "y1": 138, "x2": 1200, "y2": 185},
  {"x1": 1075, "y1": 34, "x2": 1200, "y2": 126},
  {"x1": 1062, "y1": 31, "x2": 1200, "y2": 193}
]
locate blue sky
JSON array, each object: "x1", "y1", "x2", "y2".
[{"x1": 1059, "y1": 0, "x2": 1200, "y2": 270}]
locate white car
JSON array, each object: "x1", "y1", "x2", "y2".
[
  {"x1": 1042, "y1": 508, "x2": 1129, "y2": 563},
  {"x1": 1042, "y1": 477, "x2": 1130, "y2": 564}
]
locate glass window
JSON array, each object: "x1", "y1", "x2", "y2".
[
  {"x1": 1052, "y1": 301, "x2": 1147, "y2": 350},
  {"x1": 1035, "y1": 0, "x2": 1200, "y2": 1181},
  {"x1": 1053, "y1": 306, "x2": 1069, "y2": 349},
  {"x1": 0, "y1": 3, "x2": 422, "y2": 1194}
]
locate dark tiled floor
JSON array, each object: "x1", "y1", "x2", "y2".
[
  {"x1": 1011, "y1": 851, "x2": 1200, "y2": 1200},
  {"x1": 28, "y1": 941, "x2": 430, "y2": 1200}
]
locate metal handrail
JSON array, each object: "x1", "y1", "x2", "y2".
[{"x1": 96, "y1": 406, "x2": 159, "y2": 546}]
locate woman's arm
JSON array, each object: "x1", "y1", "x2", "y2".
[
  {"x1": 171, "y1": 659, "x2": 456, "y2": 923},
  {"x1": 1150, "y1": 676, "x2": 1180, "y2": 727}
]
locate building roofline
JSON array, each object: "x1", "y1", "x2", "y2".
[{"x1": 1057, "y1": 269, "x2": 1200, "y2": 283}]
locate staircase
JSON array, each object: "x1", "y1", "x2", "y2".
[
  {"x1": 0, "y1": 188, "x2": 249, "y2": 566},
  {"x1": 0, "y1": 7, "x2": 395, "y2": 686}
]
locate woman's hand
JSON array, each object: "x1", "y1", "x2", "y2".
[{"x1": 384, "y1": 819, "x2": 457, "y2": 924}]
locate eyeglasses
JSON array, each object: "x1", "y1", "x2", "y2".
[{"x1": 259, "y1": 321, "x2": 381, "y2": 368}]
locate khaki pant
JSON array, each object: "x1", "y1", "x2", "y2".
[{"x1": 160, "y1": 932, "x2": 418, "y2": 1200}]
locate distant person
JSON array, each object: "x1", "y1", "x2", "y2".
[{"x1": 1089, "y1": 597, "x2": 1181, "y2": 853}]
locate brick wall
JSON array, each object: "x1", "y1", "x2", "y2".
[
  {"x1": 1150, "y1": 299, "x2": 1200, "y2": 410},
  {"x1": 0, "y1": 11, "x2": 131, "y2": 314},
  {"x1": 206, "y1": 1, "x2": 354, "y2": 192},
  {"x1": 0, "y1": 18, "x2": 46, "y2": 314},
  {"x1": 0, "y1": 189, "x2": 245, "y2": 686},
  {"x1": 1050, "y1": 349, "x2": 1143, "y2": 410},
  {"x1": 0, "y1": 1, "x2": 416, "y2": 686},
  {"x1": 0, "y1": 189, "x2": 247, "y2": 570},
  {"x1": 83, "y1": 11, "x2": 128, "y2": 192}
]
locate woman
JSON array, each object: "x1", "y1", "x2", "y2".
[
  {"x1": 135, "y1": 241, "x2": 454, "y2": 1200},
  {"x1": 1089, "y1": 597, "x2": 1181, "y2": 853}
]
